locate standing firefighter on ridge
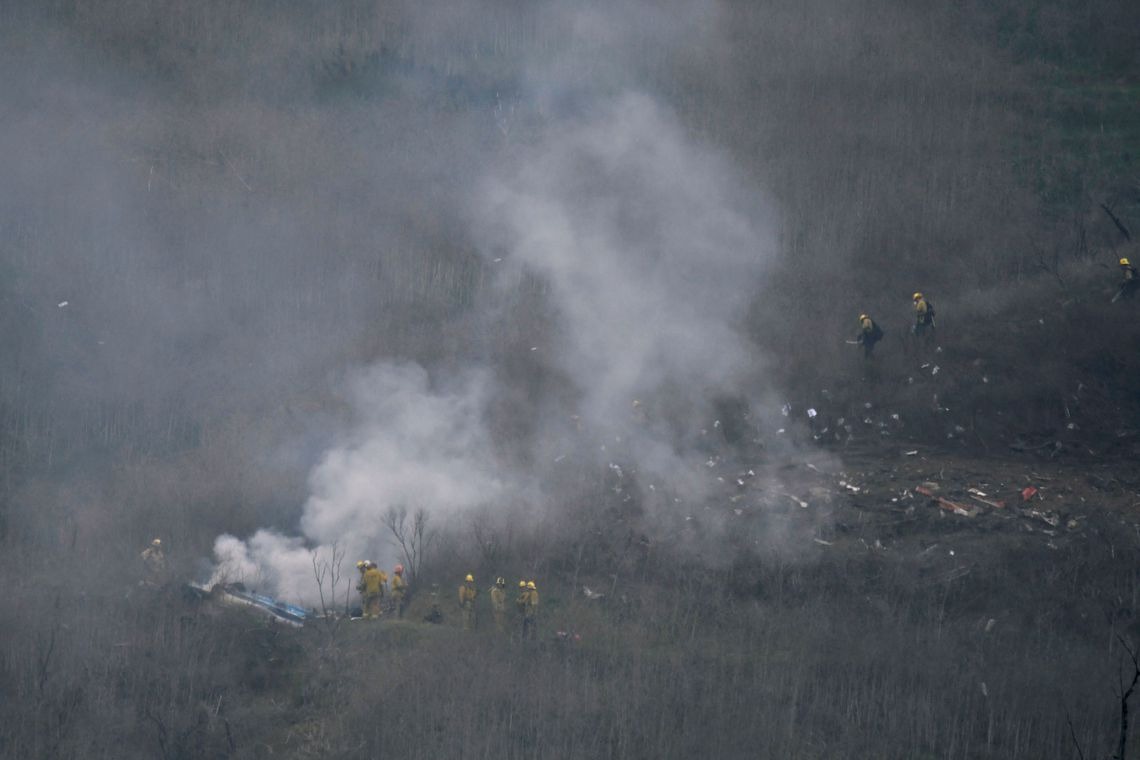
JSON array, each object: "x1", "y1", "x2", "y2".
[
  {"x1": 1115, "y1": 257, "x2": 1138, "y2": 302},
  {"x1": 389, "y1": 564, "x2": 407, "y2": 618},
  {"x1": 522, "y1": 580, "x2": 539, "y2": 640},
  {"x1": 855, "y1": 313, "x2": 883, "y2": 358},
  {"x1": 459, "y1": 573, "x2": 478, "y2": 631},
  {"x1": 359, "y1": 561, "x2": 385, "y2": 620},
  {"x1": 912, "y1": 292, "x2": 935, "y2": 341},
  {"x1": 140, "y1": 538, "x2": 166, "y2": 586},
  {"x1": 490, "y1": 577, "x2": 507, "y2": 633},
  {"x1": 515, "y1": 580, "x2": 528, "y2": 630}
]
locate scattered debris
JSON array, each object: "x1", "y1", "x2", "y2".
[
  {"x1": 904, "y1": 450, "x2": 919, "y2": 456},
  {"x1": 783, "y1": 493, "x2": 809, "y2": 509},
  {"x1": 582, "y1": 586, "x2": 605, "y2": 600},
  {"x1": 915, "y1": 485, "x2": 978, "y2": 517},
  {"x1": 1023, "y1": 509, "x2": 1061, "y2": 528},
  {"x1": 1021, "y1": 486, "x2": 1038, "y2": 502},
  {"x1": 57, "y1": 301, "x2": 69, "y2": 308},
  {"x1": 812, "y1": 538, "x2": 833, "y2": 546},
  {"x1": 969, "y1": 493, "x2": 1006, "y2": 510}
]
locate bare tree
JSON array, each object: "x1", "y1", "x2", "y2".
[
  {"x1": 384, "y1": 504, "x2": 433, "y2": 582},
  {"x1": 1114, "y1": 636, "x2": 1140, "y2": 760},
  {"x1": 311, "y1": 541, "x2": 350, "y2": 645}
]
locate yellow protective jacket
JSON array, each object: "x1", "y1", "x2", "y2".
[
  {"x1": 458, "y1": 583, "x2": 477, "y2": 605},
  {"x1": 391, "y1": 573, "x2": 407, "y2": 597},
  {"x1": 362, "y1": 568, "x2": 385, "y2": 595},
  {"x1": 524, "y1": 589, "x2": 539, "y2": 619},
  {"x1": 490, "y1": 586, "x2": 506, "y2": 612},
  {"x1": 914, "y1": 298, "x2": 930, "y2": 325}
]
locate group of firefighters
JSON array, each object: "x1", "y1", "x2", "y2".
[
  {"x1": 855, "y1": 291, "x2": 935, "y2": 359},
  {"x1": 354, "y1": 560, "x2": 408, "y2": 619},
  {"x1": 353, "y1": 564, "x2": 540, "y2": 637},
  {"x1": 458, "y1": 574, "x2": 541, "y2": 638},
  {"x1": 856, "y1": 259, "x2": 1137, "y2": 359}
]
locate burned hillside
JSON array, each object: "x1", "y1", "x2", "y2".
[{"x1": 2, "y1": 0, "x2": 1140, "y2": 758}]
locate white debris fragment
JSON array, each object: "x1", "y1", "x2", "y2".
[
  {"x1": 864, "y1": 402, "x2": 873, "y2": 409},
  {"x1": 807, "y1": 408, "x2": 818, "y2": 418},
  {"x1": 733, "y1": 508, "x2": 743, "y2": 516},
  {"x1": 736, "y1": 479, "x2": 745, "y2": 486},
  {"x1": 982, "y1": 376, "x2": 989, "y2": 384},
  {"x1": 530, "y1": 346, "x2": 538, "y2": 351},
  {"x1": 968, "y1": 488, "x2": 987, "y2": 497},
  {"x1": 949, "y1": 549, "x2": 955, "y2": 556},
  {"x1": 747, "y1": 470, "x2": 755, "y2": 477},
  {"x1": 980, "y1": 682, "x2": 988, "y2": 697},
  {"x1": 493, "y1": 257, "x2": 503, "y2": 263},
  {"x1": 813, "y1": 538, "x2": 833, "y2": 546},
  {"x1": 554, "y1": 454, "x2": 566, "y2": 463},
  {"x1": 783, "y1": 493, "x2": 809, "y2": 509},
  {"x1": 890, "y1": 413, "x2": 900, "y2": 421},
  {"x1": 777, "y1": 428, "x2": 786, "y2": 434},
  {"x1": 984, "y1": 618, "x2": 996, "y2": 633},
  {"x1": 705, "y1": 458, "x2": 716, "y2": 468},
  {"x1": 781, "y1": 403, "x2": 791, "y2": 417},
  {"x1": 931, "y1": 365, "x2": 940, "y2": 376},
  {"x1": 57, "y1": 301, "x2": 69, "y2": 308},
  {"x1": 904, "y1": 450, "x2": 918, "y2": 456},
  {"x1": 954, "y1": 425, "x2": 966, "y2": 433}
]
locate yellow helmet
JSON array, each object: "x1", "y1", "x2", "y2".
[
  {"x1": 859, "y1": 314, "x2": 868, "y2": 322},
  {"x1": 465, "y1": 573, "x2": 474, "y2": 582},
  {"x1": 519, "y1": 580, "x2": 527, "y2": 588},
  {"x1": 1122, "y1": 257, "x2": 1131, "y2": 266},
  {"x1": 913, "y1": 292, "x2": 923, "y2": 301},
  {"x1": 356, "y1": 560, "x2": 366, "y2": 570},
  {"x1": 527, "y1": 581, "x2": 536, "y2": 590}
]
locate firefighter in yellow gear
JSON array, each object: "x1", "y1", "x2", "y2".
[
  {"x1": 1117, "y1": 257, "x2": 1139, "y2": 302},
  {"x1": 490, "y1": 577, "x2": 507, "y2": 632},
  {"x1": 856, "y1": 314, "x2": 882, "y2": 359},
  {"x1": 140, "y1": 538, "x2": 166, "y2": 586},
  {"x1": 390, "y1": 564, "x2": 407, "y2": 618},
  {"x1": 458, "y1": 574, "x2": 478, "y2": 630},
  {"x1": 522, "y1": 580, "x2": 539, "y2": 640},
  {"x1": 360, "y1": 562, "x2": 386, "y2": 619},
  {"x1": 912, "y1": 292, "x2": 934, "y2": 338}
]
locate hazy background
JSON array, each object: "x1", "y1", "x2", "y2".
[{"x1": 1, "y1": 1, "x2": 1139, "y2": 755}]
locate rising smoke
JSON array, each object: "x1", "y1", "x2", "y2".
[{"x1": 210, "y1": 1, "x2": 802, "y2": 604}]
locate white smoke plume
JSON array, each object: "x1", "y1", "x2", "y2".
[
  {"x1": 210, "y1": 363, "x2": 505, "y2": 605},
  {"x1": 476, "y1": 92, "x2": 775, "y2": 498},
  {"x1": 210, "y1": 4, "x2": 793, "y2": 603}
]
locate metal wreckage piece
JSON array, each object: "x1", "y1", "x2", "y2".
[{"x1": 188, "y1": 582, "x2": 312, "y2": 627}]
